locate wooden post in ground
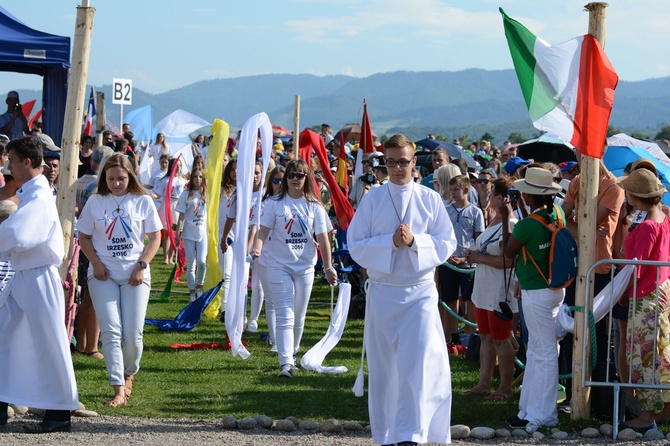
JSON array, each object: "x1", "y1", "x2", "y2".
[
  {"x1": 95, "y1": 91, "x2": 105, "y2": 146},
  {"x1": 571, "y1": 1, "x2": 608, "y2": 421},
  {"x1": 294, "y1": 94, "x2": 300, "y2": 160},
  {"x1": 57, "y1": 1, "x2": 95, "y2": 278}
]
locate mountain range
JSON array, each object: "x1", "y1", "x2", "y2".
[{"x1": 14, "y1": 69, "x2": 670, "y2": 145}]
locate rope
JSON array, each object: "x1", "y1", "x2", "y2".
[
  {"x1": 439, "y1": 299, "x2": 478, "y2": 327},
  {"x1": 442, "y1": 262, "x2": 476, "y2": 275}
]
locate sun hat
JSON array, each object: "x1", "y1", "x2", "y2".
[
  {"x1": 504, "y1": 156, "x2": 530, "y2": 174},
  {"x1": 6, "y1": 91, "x2": 19, "y2": 101},
  {"x1": 630, "y1": 158, "x2": 658, "y2": 177},
  {"x1": 616, "y1": 168, "x2": 666, "y2": 198},
  {"x1": 513, "y1": 167, "x2": 561, "y2": 196}
]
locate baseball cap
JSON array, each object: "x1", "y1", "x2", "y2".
[
  {"x1": 504, "y1": 156, "x2": 530, "y2": 174},
  {"x1": 34, "y1": 134, "x2": 61, "y2": 152},
  {"x1": 560, "y1": 161, "x2": 578, "y2": 172}
]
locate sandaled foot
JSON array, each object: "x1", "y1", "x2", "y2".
[
  {"x1": 124, "y1": 375, "x2": 135, "y2": 398},
  {"x1": 104, "y1": 395, "x2": 127, "y2": 408},
  {"x1": 461, "y1": 387, "x2": 491, "y2": 396},
  {"x1": 85, "y1": 351, "x2": 104, "y2": 360},
  {"x1": 486, "y1": 391, "x2": 513, "y2": 400}
]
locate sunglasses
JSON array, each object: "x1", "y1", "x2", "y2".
[
  {"x1": 287, "y1": 172, "x2": 306, "y2": 180},
  {"x1": 271, "y1": 177, "x2": 283, "y2": 184},
  {"x1": 477, "y1": 178, "x2": 490, "y2": 184}
]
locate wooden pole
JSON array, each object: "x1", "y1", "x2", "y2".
[
  {"x1": 571, "y1": 1, "x2": 608, "y2": 421},
  {"x1": 294, "y1": 94, "x2": 300, "y2": 161},
  {"x1": 95, "y1": 91, "x2": 105, "y2": 146},
  {"x1": 57, "y1": 2, "x2": 95, "y2": 278}
]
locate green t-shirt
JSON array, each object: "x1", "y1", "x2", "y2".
[{"x1": 513, "y1": 205, "x2": 565, "y2": 290}]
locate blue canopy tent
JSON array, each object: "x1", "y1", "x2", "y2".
[
  {"x1": 0, "y1": 6, "x2": 70, "y2": 143},
  {"x1": 603, "y1": 145, "x2": 670, "y2": 206}
]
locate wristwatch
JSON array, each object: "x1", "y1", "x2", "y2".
[{"x1": 138, "y1": 261, "x2": 148, "y2": 269}]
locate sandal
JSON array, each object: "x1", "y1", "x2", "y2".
[
  {"x1": 486, "y1": 391, "x2": 513, "y2": 400},
  {"x1": 124, "y1": 375, "x2": 135, "y2": 399},
  {"x1": 88, "y1": 351, "x2": 104, "y2": 360},
  {"x1": 104, "y1": 395, "x2": 127, "y2": 408},
  {"x1": 461, "y1": 388, "x2": 491, "y2": 396}
]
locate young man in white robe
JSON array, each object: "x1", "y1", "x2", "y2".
[
  {"x1": 348, "y1": 134, "x2": 457, "y2": 446},
  {"x1": 0, "y1": 136, "x2": 79, "y2": 433}
]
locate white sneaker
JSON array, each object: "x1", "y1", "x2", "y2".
[
  {"x1": 195, "y1": 289, "x2": 203, "y2": 299},
  {"x1": 189, "y1": 293, "x2": 196, "y2": 303},
  {"x1": 277, "y1": 364, "x2": 294, "y2": 378},
  {"x1": 247, "y1": 320, "x2": 258, "y2": 333},
  {"x1": 268, "y1": 343, "x2": 278, "y2": 354}
]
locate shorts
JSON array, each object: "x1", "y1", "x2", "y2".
[
  {"x1": 474, "y1": 306, "x2": 512, "y2": 341},
  {"x1": 438, "y1": 264, "x2": 475, "y2": 302}
]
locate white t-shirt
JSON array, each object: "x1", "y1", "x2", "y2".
[
  {"x1": 175, "y1": 190, "x2": 207, "y2": 241},
  {"x1": 219, "y1": 188, "x2": 234, "y2": 240},
  {"x1": 76, "y1": 193, "x2": 162, "y2": 280},
  {"x1": 226, "y1": 190, "x2": 261, "y2": 230},
  {"x1": 258, "y1": 195, "x2": 330, "y2": 273},
  {"x1": 471, "y1": 220, "x2": 519, "y2": 313}
]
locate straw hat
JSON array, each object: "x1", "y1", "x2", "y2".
[
  {"x1": 616, "y1": 168, "x2": 666, "y2": 198},
  {"x1": 513, "y1": 167, "x2": 561, "y2": 196},
  {"x1": 630, "y1": 158, "x2": 657, "y2": 177}
]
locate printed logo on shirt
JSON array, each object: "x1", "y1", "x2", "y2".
[
  {"x1": 102, "y1": 208, "x2": 134, "y2": 257},
  {"x1": 284, "y1": 209, "x2": 309, "y2": 250}
]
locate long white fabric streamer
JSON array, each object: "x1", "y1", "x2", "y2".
[
  {"x1": 556, "y1": 263, "x2": 635, "y2": 339},
  {"x1": 301, "y1": 283, "x2": 352, "y2": 374},
  {"x1": 226, "y1": 113, "x2": 272, "y2": 359}
]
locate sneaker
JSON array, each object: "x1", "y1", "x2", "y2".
[
  {"x1": 558, "y1": 401, "x2": 571, "y2": 414},
  {"x1": 247, "y1": 320, "x2": 258, "y2": 333},
  {"x1": 278, "y1": 364, "x2": 294, "y2": 378},
  {"x1": 189, "y1": 293, "x2": 196, "y2": 303},
  {"x1": 293, "y1": 355, "x2": 300, "y2": 369},
  {"x1": 268, "y1": 343, "x2": 278, "y2": 354},
  {"x1": 195, "y1": 289, "x2": 203, "y2": 299},
  {"x1": 506, "y1": 415, "x2": 529, "y2": 429}
]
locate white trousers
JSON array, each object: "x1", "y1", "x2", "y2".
[
  {"x1": 255, "y1": 263, "x2": 276, "y2": 343},
  {"x1": 218, "y1": 244, "x2": 233, "y2": 309},
  {"x1": 261, "y1": 267, "x2": 314, "y2": 366},
  {"x1": 518, "y1": 287, "x2": 564, "y2": 426},
  {"x1": 89, "y1": 276, "x2": 150, "y2": 386},
  {"x1": 249, "y1": 262, "x2": 265, "y2": 323},
  {"x1": 184, "y1": 237, "x2": 207, "y2": 290}
]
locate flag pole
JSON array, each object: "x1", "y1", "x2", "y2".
[
  {"x1": 95, "y1": 90, "x2": 105, "y2": 146},
  {"x1": 57, "y1": 0, "x2": 95, "y2": 278},
  {"x1": 294, "y1": 94, "x2": 300, "y2": 161},
  {"x1": 571, "y1": 1, "x2": 608, "y2": 421}
]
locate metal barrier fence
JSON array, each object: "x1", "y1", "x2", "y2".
[{"x1": 580, "y1": 258, "x2": 670, "y2": 439}]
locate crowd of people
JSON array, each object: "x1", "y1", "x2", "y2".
[{"x1": 1, "y1": 94, "x2": 670, "y2": 443}]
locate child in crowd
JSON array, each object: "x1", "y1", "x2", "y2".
[{"x1": 443, "y1": 175, "x2": 484, "y2": 342}]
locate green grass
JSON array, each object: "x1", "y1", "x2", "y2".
[{"x1": 72, "y1": 259, "x2": 608, "y2": 432}]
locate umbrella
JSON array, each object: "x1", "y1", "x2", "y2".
[
  {"x1": 336, "y1": 124, "x2": 377, "y2": 143},
  {"x1": 414, "y1": 138, "x2": 477, "y2": 169},
  {"x1": 607, "y1": 133, "x2": 670, "y2": 168},
  {"x1": 603, "y1": 145, "x2": 670, "y2": 206},
  {"x1": 272, "y1": 125, "x2": 293, "y2": 138},
  {"x1": 517, "y1": 134, "x2": 577, "y2": 164}
]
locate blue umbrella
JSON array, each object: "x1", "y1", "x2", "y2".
[
  {"x1": 414, "y1": 138, "x2": 477, "y2": 168},
  {"x1": 603, "y1": 145, "x2": 670, "y2": 206}
]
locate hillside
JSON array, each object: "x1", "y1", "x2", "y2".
[{"x1": 12, "y1": 69, "x2": 670, "y2": 145}]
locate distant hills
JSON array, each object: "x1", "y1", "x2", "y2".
[{"x1": 13, "y1": 69, "x2": 670, "y2": 145}]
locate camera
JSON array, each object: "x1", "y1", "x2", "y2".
[
  {"x1": 508, "y1": 187, "x2": 518, "y2": 201},
  {"x1": 359, "y1": 172, "x2": 376, "y2": 186},
  {"x1": 494, "y1": 301, "x2": 514, "y2": 321},
  {"x1": 15, "y1": 103, "x2": 21, "y2": 112}
]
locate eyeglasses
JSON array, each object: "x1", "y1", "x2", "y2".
[
  {"x1": 385, "y1": 158, "x2": 412, "y2": 168},
  {"x1": 477, "y1": 178, "x2": 490, "y2": 184},
  {"x1": 287, "y1": 172, "x2": 306, "y2": 180},
  {"x1": 271, "y1": 177, "x2": 283, "y2": 184}
]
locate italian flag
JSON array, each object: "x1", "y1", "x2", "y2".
[{"x1": 500, "y1": 8, "x2": 618, "y2": 158}]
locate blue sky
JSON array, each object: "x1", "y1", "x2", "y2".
[{"x1": 1, "y1": 0, "x2": 668, "y2": 95}]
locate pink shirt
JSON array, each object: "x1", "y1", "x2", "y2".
[{"x1": 624, "y1": 216, "x2": 670, "y2": 298}]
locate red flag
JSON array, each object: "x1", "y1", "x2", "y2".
[
  {"x1": 300, "y1": 129, "x2": 354, "y2": 230},
  {"x1": 28, "y1": 109, "x2": 42, "y2": 129},
  {"x1": 335, "y1": 132, "x2": 348, "y2": 196},
  {"x1": 21, "y1": 99, "x2": 36, "y2": 119},
  {"x1": 354, "y1": 100, "x2": 376, "y2": 180}
]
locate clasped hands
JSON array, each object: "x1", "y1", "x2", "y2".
[{"x1": 393, "y1": 224, "x2": 414, "y2": 248}]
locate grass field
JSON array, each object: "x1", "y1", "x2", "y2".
[{"x1": 72, "y1": 258, "x2": 598, "y2": 432}]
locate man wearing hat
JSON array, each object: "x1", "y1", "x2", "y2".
[
  {"x1": 369, "y1": 152, "x2": 388, "y2": 187},
  {"x1": 559, "y1": 161, "x2": 579, "y2": 180},
  {"x1": 0, "y1": 91, "x2": 30, "y2": 141},
  {"x1": 42, "y1": 150, "x2": 60, "y2": 196},
  {"x1": 503, "y1": 156, "x2": 530, "y2": 178}
]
